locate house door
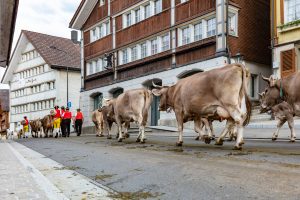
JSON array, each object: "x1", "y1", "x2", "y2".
[{"x1": 151, "y1": 95, "x2": 160, "y2": 126}]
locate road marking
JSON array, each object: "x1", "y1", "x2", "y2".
[{"x1": 9, "y1": 141, "x2": 114, "y2": 200}]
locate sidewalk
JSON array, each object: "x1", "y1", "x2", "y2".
[{"x1": 0, "y1": 140, "x2": 114, "y2": 200}]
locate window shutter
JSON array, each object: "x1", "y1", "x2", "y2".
[{"x1": 281, "y1": 48, "x2": 296, "y2": 78}]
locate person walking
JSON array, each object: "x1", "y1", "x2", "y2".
[
  {"x1": 75, "y1": 109, "x2": 84, "y2": 136},
  {"x1": 63, "y1": 107, "x2": 72, "y2": 137},
  {"x1": 60, "y1": 106, "x2": 66, "y2": 137},
  {"x1": 22, "y1": 116, "x2": 29, "y2": 138},
  {"x1": 53, "y1": 106, "x2": 61, "y2": 138}
]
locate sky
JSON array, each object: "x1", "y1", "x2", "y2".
[{"x1": 0, "y1": 0, "x2": 82, "y2": 84}]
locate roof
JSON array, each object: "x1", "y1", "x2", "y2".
[
  {"x1": 69, "y1": 0, "x2": 98, "y2": 30},
  {"x1": 0, "y1": 89, "x2": 9, "y2": 111},
  {"x1": 22, "y1": 30, "x2": 81, "y2": 70},
  {"x1": 0, "y1": 0, "x2": 19, "y2": 67}
]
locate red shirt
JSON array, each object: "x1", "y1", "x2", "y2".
[
  {"x1": 24, "y1": 119, "x2": 29, "y2": 125},
  {"x1": 63, "y1": 111, "x2": 72, "y2": 119},
  {"x1": 54, "y1": 109, "x2": 61, "y2": 118},
  {"x1": 75, "y1": 112, "x2": 83, "y2": 120}
]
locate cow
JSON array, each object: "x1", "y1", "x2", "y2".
[
  {"x1": 41, "y1": 115, "x2": 54, "y2": 137},
  {"x1": 92, "y1": 109, "x2": 105, "y2": 137},
  {"x1": 259, "y1": 73, "x2": 300, "y2": 142},
  {"x1": 30, "y1": 119, "x2": 43, "y2": 138},
  {"x1": 152, "y1": 64, "x2": 251, "y2": 150},
  {"x1": 106, "y1": 89, "x2": 153, "y2": 143}
]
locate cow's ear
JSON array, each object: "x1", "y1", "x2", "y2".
[{"x1": 152, "y1": 89, "x2": 162, "y2": 96}]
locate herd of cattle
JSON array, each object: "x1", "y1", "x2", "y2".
[
  {"x1": 9, "y1": 64, "x2": 299, "y2": 149},
  {"x1": 91, "y1": 63, "x2": 300, "y2": 150}
]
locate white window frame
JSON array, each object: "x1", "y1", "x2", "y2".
[
  {"x1": 154, "y1": 0, "x2": 162, "y2": 15},
  {"x1": 228, "y1": 11, "x2": 238, "y2": 36},
  {"x1": 131, "y1": 46, "x2": 138, "y2": 61},
  {"x1": 182, "y1": 26, "x2": 191, "y2": 45},
  {"x1": 284, "y1": 0, "x2": 300, "y2": 23},
  {"x1": 151, "y1": 38, "x2": 158, "y2": 55},
  {"x1": 122, "y1": 49, "x2": 128, "y2": 64},
  {"x1": 161, "y1": 34, "x2": 170, "y2": 51},
  {"x1": 194, "y1": 22, "x2": 203, "y2": 41},
  {"x1": 100, "y1": 0, "x2": 105, "y2": 6},
  {"x1": 207, "y1": 17, "x2": 216, "y2": 37}
]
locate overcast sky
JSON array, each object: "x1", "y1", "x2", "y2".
[{"x1": 0, "y1": 0, "x2": 82, "y2": 83}]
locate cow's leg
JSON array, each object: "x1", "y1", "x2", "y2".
[
  {"x1": 228, "y1": 108, "x2": 245, "y2": 150},
  {"x1": 202, "y1": 118, "x2": 213, "y2": 144},
  {"x1": 194, "y1": 118, "x2": 204, "y2": 141},
  {"x1": 287, "y1": 117, "x2": 296, "y2": 142},
  {"x1": 272, "y1": 119, "x2": 286, "y2": 141},
  {"x1": 106, "y1": 122, "x2": 113, "y2": 139},
  {"x1": 209, "y1": 120, "x2": 215, "y2": 140},
  {"x1": 116, "y1": 118, "x2": 123, "y2": 142},
  {"x1": 215, "y1": 120, "x2": 234, "y2": 145},
  {"x1": 124, "y1": 122, "x2": 130, "y2": 138},
  {"x1": 175, "y1": 111, "x2": 184, "y2": 146}
]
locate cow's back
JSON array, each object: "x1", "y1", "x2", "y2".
[
  {"x1": 174, "y1": 64, "x2": 244, "y2": 114},
  {"x1": 285, "y1": 72, "x2": 300, "y2": 103}
]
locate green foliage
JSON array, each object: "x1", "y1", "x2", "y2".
[{"x1": 278, "y1": 19, "x2": 300, "y2": 30}]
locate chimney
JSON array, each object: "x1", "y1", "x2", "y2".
[{"x1": 71, "y1": 30, "x2": 79, "y2": 44}]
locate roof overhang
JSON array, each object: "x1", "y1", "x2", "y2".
[
  {"x1": 69, "y1": 0, "x2": 98, "y2": 30},
  {"x1": 0, "y1": 0, "x2": 19, "y2": 67},
  {"x1": 50, "y1": 65, "x2": 81, "y2": 72}
]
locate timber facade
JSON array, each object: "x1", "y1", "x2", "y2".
[{"x1": 70, "y1": 0, "x2": 272, "y2": 128}]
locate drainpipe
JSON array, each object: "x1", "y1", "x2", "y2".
[
  {"x1": 270, "y1": 0, "x2": 275, "y2": 76},
  {"x1": 226, "y1": 0, "x2": 231, "y2": 64}
]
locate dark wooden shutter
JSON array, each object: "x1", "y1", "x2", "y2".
[{"x1": 281, "y1": 49, "x2": 296, "y2": 78}]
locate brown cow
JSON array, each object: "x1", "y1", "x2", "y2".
[
  {"x1": 92, "y1": 110, "x2": 104, "y2": 137},
  {"x1": 152, "y1": 64, "x2": 251, "y2": 149},
  {"x1": 106, "y1": 89, "x2": 152, "y2": 143},
  {"x1": 41, "y1": 115, "x2": 54, "y2": 138},
  {"x1": 30, "y1": 119, "x2": 43, "y2": 138},
  {"x1": 259, "y1": 73, "x2": 300, "y2": 142}
]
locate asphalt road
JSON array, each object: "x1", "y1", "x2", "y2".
[{"x1": 17, "y1": 129, "x2": 300, "y2": 200}]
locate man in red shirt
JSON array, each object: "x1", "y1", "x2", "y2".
[
  {"x1": 63, "y1": 107, "x2": 72, "y2": 137},
  {"x1": 23, "y1": 116, "x2": 29, "y2": 138},
  {"x1": 75, "y1": 108, "x2": 84, "y2": 136}
]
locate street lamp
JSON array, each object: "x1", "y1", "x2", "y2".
[
  {"x1": 49, "y1": 45, "x2": 70, "y2": 107},
  {"x1": 232, "y1": 52, "x2": 244, "y2": 63}
]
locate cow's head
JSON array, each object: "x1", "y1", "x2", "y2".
[
  {"x1": 259, "y1": 75, "x2": 280, "y2": 113},
  {"x1": 151, "y1": 82, "x2": 170, "y2": 111}
]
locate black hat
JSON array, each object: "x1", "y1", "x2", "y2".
[
  {"x1": 24, "y1": 116, "x2": 27, "y2": 119},
  {"x1": 66, "y1": 107, "x2": 69, "y2": 110},
  {"x1": 54, "y1": 105, "x2": 59, "y2": 109}
]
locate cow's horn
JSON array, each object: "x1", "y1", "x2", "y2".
[
  {"x1": 152, "y1": 81, "x2": 163, "y2": 88},
  {"x1": 103, "y1": 98, "x2": 110, "y2": 102},
  {"x1": 258, "y1": 92, "x2": 263, "y2": 97},
  {"x1": 261, "y1": 74, "x2": 270, "y2": 83}
]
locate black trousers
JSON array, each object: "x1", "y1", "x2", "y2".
[
  {"x1": 65, "y1": 119, "x2": 71, "y2": 137},
  {"x1": 61, "y1": 119, "x2": 66, "y2": 137},
  {"x1": 75, "y1": 119, "x2": 83, "y2": 136}
]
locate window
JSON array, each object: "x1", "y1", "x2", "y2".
[
  {"x1": 88, "y1": 63, "x2": 94, "y2": 75},
  {"x1": 141, "y1": 43, "x2": 147, "y2": 58},
  {"x1": 122, "y1": 50, "x2": 128, "y2": 64},
  {"x1": 100, "y1": 0, "x2": 105, "y2": 6},
  {"x1": 126, "y1": 13, "x2": 132, "y2": 27},
  {"x1": 92, "y1": 28, "x2": 97, "y2": 41},
  {"x1": 154, "y1": 0, "x2": 162, "y2": 14},
  {"x1": 181, "y1": 0, "x2": 188, "y2": 2},
  {"x1": 229, "y1": 13, "x2": 237, "y2": 36},
  {"x1": 194, "y1": 22, "x2": 203, "y2": 41},
  {"x1": 284, "y1": 0, "x2": 300, "y2": 23},
  {"x1": 144, "y1": 4, "x2": 151, "y2": 19},
  {"x1": 182, "y1": 27, "x2": 190, "y2": 45},
  {"x1": 151, "y1": 39, "x2": 158, "y2": 55},
  {"x1": 207, "y1": 18, "x2": 216, "y2": 37},
  {"x1": 131, "y1": 46, "x2": 138, "y2": 61},
  {"x1": 102, "y1": 58, "x2": 107, "y2": 69},
  {"x1": 94, "y1": 93, "x2": 103, "y2": 110},
  {"x1": 99, "y1": 25, "x2": 104, "y2": 38},
  {"x1": 105, "y1": 22, "x2": 110, "y2": 35},
  {"x1": 96, "y1": 59, "x2": 101, "y2": 72},
  {"x1": 162, "y1": 34, "x2": 170, "y2": 51},
  {"x1": 135, "y1": 8, "x2": 141, "y2": 23}
]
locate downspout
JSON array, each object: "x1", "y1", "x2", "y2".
[
  {"x1": 270, "y1": 0, "x2": 275, "y2": 76},
  {"x1": 226, "y1": 0, "x2": 231, "y2": 64}
]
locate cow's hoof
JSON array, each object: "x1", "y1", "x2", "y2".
[
  {"x1": 115, "y1": 134, "x2": 119, "y2": 139},
  {"x1": 118, "y1": 138, "x2": 123, "y2": 142},
  {"x1": 240, "y1": 140, "x2": 245, "y2": 145},
  {"x1": 140, "y1": 139, "x2": 146, "y2": 144},
  {"x1": 107, "y1": 135, "x2": 112, "y2": 139},
  {"x1": 96, "y1": 134, "x2": 103, "y2": 137},
  {"x1": 55, "y1": 135, "x2": 58, "y2": 138},
  {"x1": 272, "y1": 137, "x2": 277, "y2": 141},
  {"x1": 289, "y1": 138, "x2": 296, "y2": 142},
  {"x1": 136, "y1": 138, "x2": 141, "y2": 143},
  {"x1": 211, "y1": 135, "x2": 216, "y2": 141},
  {"x1": 195, "y1": 136, "x2": 200, "y2": 141},
  {"x1": 215, "y1": 139, "x2": 223, "y2": 146},
  {"x1": 233, "y1": 145, "x2": 242, "y2": 150},
  {"x1": 176, "y1": 141, "x2": 183, "y2": 146},
  {"x1": 202, "y1": 135, "x2": 212, "y2": 144},
  {"x1": 125, "y1": 133, "x2": 130, "y2": 138}
]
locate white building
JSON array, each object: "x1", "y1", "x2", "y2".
[{"x1": 2, "y1": 30, "x2": 81, "y2": 131}]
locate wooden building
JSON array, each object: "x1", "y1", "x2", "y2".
[{"x1": 70, "y1": 0, "x2": 272, "y2": 128}]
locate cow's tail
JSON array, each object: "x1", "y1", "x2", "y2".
[
  {"x1": 142, "y1": 90, "x2": 153, "y2": 125},
  {"x1": 237, "y1": 64, "x2": 252, "y2": 126}
]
